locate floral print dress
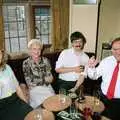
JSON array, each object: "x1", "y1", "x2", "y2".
[{"x1": 23, "y1": 56, "x2": 55, "y2": 108}]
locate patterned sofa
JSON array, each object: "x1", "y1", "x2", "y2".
[{"x1": 7, "y1": 51, "x2": 101, "y2": 95}]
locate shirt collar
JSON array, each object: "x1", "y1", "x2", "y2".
[
  {"x1": 29, "y1": 56, "x2": 42, "y2": 64},
  {"x1": 71, "y1": 47, "x2": 83, "y2": 55}
]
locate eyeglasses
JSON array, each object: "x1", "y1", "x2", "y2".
[{"x1": 73, "y1": 40, "x2": 83, "y2": 44}]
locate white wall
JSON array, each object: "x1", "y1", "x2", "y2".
[
  {"x1": 97, "y1": 0, "x2": 120, "y2": 59},
  {"x1": 69, "y1": 2, "x2": 98, "y2": 53}
]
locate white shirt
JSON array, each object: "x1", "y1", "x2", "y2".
[
  {"x1": 87, "y1": 56, "x2": 120, "y2": 98},
  {"x1": 55, "y1": 48, "x2": 89, "y2": 81},
  {"x1": 0, "y1": 64, "x2": 19, "y2": 99}
]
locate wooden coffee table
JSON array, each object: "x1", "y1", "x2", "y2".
[
  {"x1": 42, "y1": 95, "x2": 72, "y2": 112},
  {"x1": 75, "y1": 96, "x2": 105, "y2": 113},
  {"x1": 24, "y1": 108, "x2": 55, "y2": 120},
  {"x1": 101, "y1": 116, "x2": 111, "y2": 120}
]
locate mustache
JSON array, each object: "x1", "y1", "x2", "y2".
[
  {"x1": 75, "y1": 45, "x2": 84, "y2": 50},
  {"x1": 75, "y1": 45, "x2": 81, "y2": 47}
]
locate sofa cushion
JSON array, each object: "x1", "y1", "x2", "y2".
[
  {"x1": 7, "y1": 51, "x2": 99, "y2": 95},
  {"x1": 7, "y1": 51, "x2": 61, "y2": 84}
]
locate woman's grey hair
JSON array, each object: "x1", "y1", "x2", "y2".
[{"x1": 28, "y1": 39, "x2": 43, "y2": 49}]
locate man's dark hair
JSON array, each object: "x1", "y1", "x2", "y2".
[{"x1": 70, "y1": 31, "x2": 86, "y2": 44}]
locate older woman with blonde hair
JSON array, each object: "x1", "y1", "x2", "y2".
[
  {"x1": 22, "y1": 39, "x2": 55, "y2": 108},
  {"x1": 0, "y1": 49, "x2": 33, "y2": 120}
]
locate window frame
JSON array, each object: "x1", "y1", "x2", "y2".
[
  {"x1": 32, "y1": 5, "x2": 52, "y2": 44},
  {"x1": 2, "y1": 3, "x2": 28, "y2": 54},
  {"x1": 2, "y1": 1, "x2": 52, "y2": 57}
]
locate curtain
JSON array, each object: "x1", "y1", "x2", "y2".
[
  {"x1": 0, "y1": 4, "x2": 4, "y2": 50},
  {"x1": 51, "y1": 0, "x2": 69, "y2": 51}
]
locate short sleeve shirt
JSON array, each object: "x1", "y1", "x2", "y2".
[
  {"x1": 55, "y1": 48, "x2": 89, "y2": 81},
  {"x1": 0, "y1": 64, "x2": 19, "y2": 99}
]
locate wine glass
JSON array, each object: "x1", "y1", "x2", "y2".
[
  {"x1": 69, "y1": 102, "x2": 76, "y2": 119},
  {"x1": 93, "y1": 90, "x2": 100, "y2": 106},
  {"x1": 78, "y1": 85, "x2": 85, "y2": 103},
  {"x1": 69, "y1": 102, "x2": 81, "y2": 120},
  {"x1": 59, "y1": 88, "x2": 66, "y2": 104},
  {"x1": 34, "y1": 108, "x2": 43, "y2": 120}
]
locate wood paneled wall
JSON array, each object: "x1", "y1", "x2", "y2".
[
  {"x1": 0, "y1": 3, "x2": 4, "y2": 50},
  {"x1": 0, "y1": 0, "x2": 70, "y2": 52},
  {"x1": 51, "y1": 0, "x2": 69, "y2": 51}
]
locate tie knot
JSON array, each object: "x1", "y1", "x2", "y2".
[
  {"x1": 116, "y1": 62, "x2": 120, "y2": 68},
  {"x1": 117, "y1": 61, "x2": 120, "y2": 63},
  {"x1": 117, "y1": 61, "x2": 120, "y2": 65}
]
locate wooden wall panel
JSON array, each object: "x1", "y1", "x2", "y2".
[
  {"x1": 51, "y1": 0, "x2": 69, "y2": 51},
  {"x1": 0, "y1": 5, "x2": 4, "y2": 50}
]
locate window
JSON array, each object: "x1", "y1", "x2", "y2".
[
  {"x1": 2, "y1": 4, "x2": 51, "y2": 53},
  {"x1": 34, "y1": 6, "x2": 51, "y2": 44},
  {"x1": 73, "y1": 0, "x2": 97, "y2": 4},
  {"x1": 3, "y1": 5, "x2": 27, "y2": 53}
]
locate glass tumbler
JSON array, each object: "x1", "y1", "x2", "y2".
[
  {"x1": 59, "y1": 88, "x2": 66, "y2": 104},
  {"x1": 34, "y1": 108, "x2": 43, "y2": 120}
]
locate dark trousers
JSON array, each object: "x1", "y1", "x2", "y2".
[
  {"x1": 100, "y1": 91, "x2": 120, "y2": 120},
  {"x1": 55, "y1": 78, "x2": 76, "y2": 94},
  {"x1": 0, "y1": 93, "x2": 33, "y2": 120}
]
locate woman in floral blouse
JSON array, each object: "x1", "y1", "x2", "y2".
[
  {"x1": 0, "y1": 49, "x2": 33, "y2": 120},
  {"x1": 23, "y1": 39, "x2": 55, "y2": 108}
]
